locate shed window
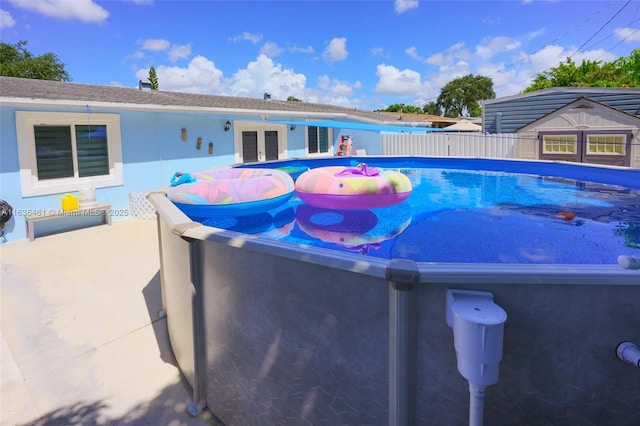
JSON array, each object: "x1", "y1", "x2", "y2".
[
  {"x1": 16, "y1": 111, "x2": 123, "y2": 197},
  {"x1": 587, "y1": 134, "x2": 625, "y2": 155},
  {"x1": 542, "y1": 134, "x2": 577, "y2": 154}
]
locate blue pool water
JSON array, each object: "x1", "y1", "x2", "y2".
[{"x1": 194, "y1": 163, "x2": 640, "y2": 264}]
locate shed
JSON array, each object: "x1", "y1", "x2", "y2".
[
  {"x1": 482, "y1": 87, "x2": 640, "y2": 134},
  {"x1": 517, "y1": 97, "x2": 640, "y2": 167}
]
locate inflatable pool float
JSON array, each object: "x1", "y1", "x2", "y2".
[
  {"x1": 295, "y1": 164, "x2": 412, "y2": 210},
  {"x1": 167, "y1": 168, "x2": 295, "y2": 217},
  {"x1": 275, "y1": 166, "x2": 309, "y2": 181}
]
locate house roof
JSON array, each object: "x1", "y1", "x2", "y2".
[
  {"x1": 373, "y1": 111, "x2": 462, "y2": 126},
  {"x1": 518, "y1": 96, "x2": 640, "y2": 132},
  {"x1": 482, "y1": 86, "x2": 640, "y2": 106},
  {"x1": 0, "y1": 76, "x2": 419, "y2": 127}
]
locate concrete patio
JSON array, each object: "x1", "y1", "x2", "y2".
[{"x1": 0, "y1": 219, "x2": 215, "y2": 425}]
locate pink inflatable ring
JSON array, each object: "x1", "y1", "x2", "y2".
[
  {"x1": 167, "y1": 168, "x2": 295, "y2": 217},
  {"x1": 295, "y1": 164, "x2": 412, "y2": 210}
]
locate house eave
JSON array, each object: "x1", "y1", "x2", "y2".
[{"x1": 0, "y1": 96, "x2": 355, "y2": 120}]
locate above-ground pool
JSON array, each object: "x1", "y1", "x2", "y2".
[{"x1": 149, "y1": 157, "x2": 640, "y2": 425}]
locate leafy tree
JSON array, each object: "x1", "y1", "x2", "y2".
[
  {"x1": 524, "y1": 48, "x2": 640, "y2": 92},
  {"x1": 378, "y1": 103, "x2": 423, "y2": 114},
  {"x1": 377, "y1": 75, "x2": 494, "y2": 117},
  {"x1": 0, "y1": 40, "x2": 70, "y2": 81},
  {"x1": 437, "y1": 74, "x2": 495, "y2": 117},
  {"x1": 422, "y1": 101, "x2": 441, "y2": 115},
  {"x1": 148, "y1": 66, "x2": 159, "y2": 90},
  {"x1": 611, "y1": 48, "x2": 640, "y2": 87},
  {"x1": 286, "y1": 96, "x2": 302, "y2": 102}
]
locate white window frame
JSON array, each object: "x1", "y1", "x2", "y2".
[
  {"x1": 16, "y1": 111, "x2": 123, "y2": 197},
  {"x1": 306, "y1": 125, "x2": 333, "y2": 157},
  {"x1": 586, "y1": 134, "x2": 626, "y2": 156}
]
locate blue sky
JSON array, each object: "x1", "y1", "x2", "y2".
[{"x1": 1, "y1": 0, "x2": 639, "y2": 110}]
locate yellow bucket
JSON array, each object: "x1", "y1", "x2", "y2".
[{"x1": 61, "y1": 194, "x2": 79, "y2": 211}]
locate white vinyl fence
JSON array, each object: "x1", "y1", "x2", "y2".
[{"x1": 381, "y1": 132, "x2": 518, "y2": 159}]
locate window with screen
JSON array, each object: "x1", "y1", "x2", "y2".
[
  {"x1": 307, "y1": 126, "x2": 330, "y2": 155},
  {"x1": 16, "y1": 112, "x2": 123, "y2": 197}
]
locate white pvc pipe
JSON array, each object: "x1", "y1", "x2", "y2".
[
  {"x1": 469, "y1": 383, "x2": 486, "y2": 426},
  {"x1": 617, "y1": 342, "x2": 640, "y2": 368},
  {"x1": 617, "y1": 255, "x2": 640, "y2": 270}
]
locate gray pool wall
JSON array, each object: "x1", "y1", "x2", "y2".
[{"x1": 149, "y1": 158, "x2": 640, "y2": 425}]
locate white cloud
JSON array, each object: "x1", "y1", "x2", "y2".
[
  {"x1": 230, "y1": 32, "x2": 262, "y2": 44},
  {"x1": 395, "y1": 0, "x2": 419, "y2": 14},
  {"x1": 431, "y1": 61, "x2": 471, "y2": 86},
  {"x1": 405, "y1": 46, "x2": 423, "y2": 61},
  {"x1": 527, "y1": 45, "x2": 566, "y2": 74},
  {"x1": 476, "y1": 36, "x2": 521, "y2": 59},
  {"x1": 476, "y1": 62, "x2": 522, "y2": 97},
  {"x1": 303, "y1": 92, "x2": 362, "y2": 108},
  {"x1": 614, "y1": 27, "x2": 640, "y2": 42},
  {"x1": 137, "y1": 39, "x2": 190, "y2": 62},
  {"x1": 572, "y1": 49, "x2": 617, "y2": 65},
  {"x1": 375, "y1": 64, "x2": 422, "y2": 94},
  {"x1": 8, "y1": 0, "x2": 108, "y2": 24},
  {"x1": 290, "y1": 45, "x2": 314, "y2": 54},
  {"x1": 229, "y1": 54, "x2": 307, "y2": 99},
  {"x1": 318, "y1": 75, "x2": 356, "y2": 96},
  {"x1": 426, "y1": 42, "x2": 473, "y2": 65},
  {"x1": 370, "y1": 47, "x2": 386, "y2": 57},
  {"x1": 260, "y1": 41, "x2": 284, "y2": 58},
  {"x1": 524, "y1": 27, "x2": 546, "y2": 42},
  {"x1": 425, "y1": 52, "x2": 445, "y2": 66},
  {"x1": 131, "y1": 53, "x2": 366, "y2": 106},
  {"x1": 482, "y1": 15, "x2": 501, "y2": 25},
  {"x1": 168, "y1": 44, "x2": 191, "y2": 62},
  {"x1": 136, "y1": 55, "x2": 225, "y2": 94},
  {"x1": 127, "y1": 51, "x2": 145, "y2": 60},
  {"x1": 139, "y1": 38, "x2": 170, "y2": 51},
  {"x1": 323, "y1": 37, "x2": 348, "y2": 62},
  {"x1": 0, "y1": 9, "x2": 15, "y2": 29}
]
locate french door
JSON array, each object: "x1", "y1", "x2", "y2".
[
  {"x1": 241, "y1": 130, "x2": 280, "y2": 163},
  {"x1": 237, "y1": 123, "x2": 287, "y2": 164}
]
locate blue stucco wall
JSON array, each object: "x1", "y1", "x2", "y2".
[
  {"x1": 1, "y1": 106, "x2": 246, "y2": 241},
  {"x1": 0, "y1": 103, "x2": 386, "y2": 242}
]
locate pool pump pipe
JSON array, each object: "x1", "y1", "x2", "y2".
[
  {"x1": 447, "y1": 289, "x2": 507, "y2": 426},
  {"x1": 616, "y1": 341, "x2": 640, "y2": 369}
]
